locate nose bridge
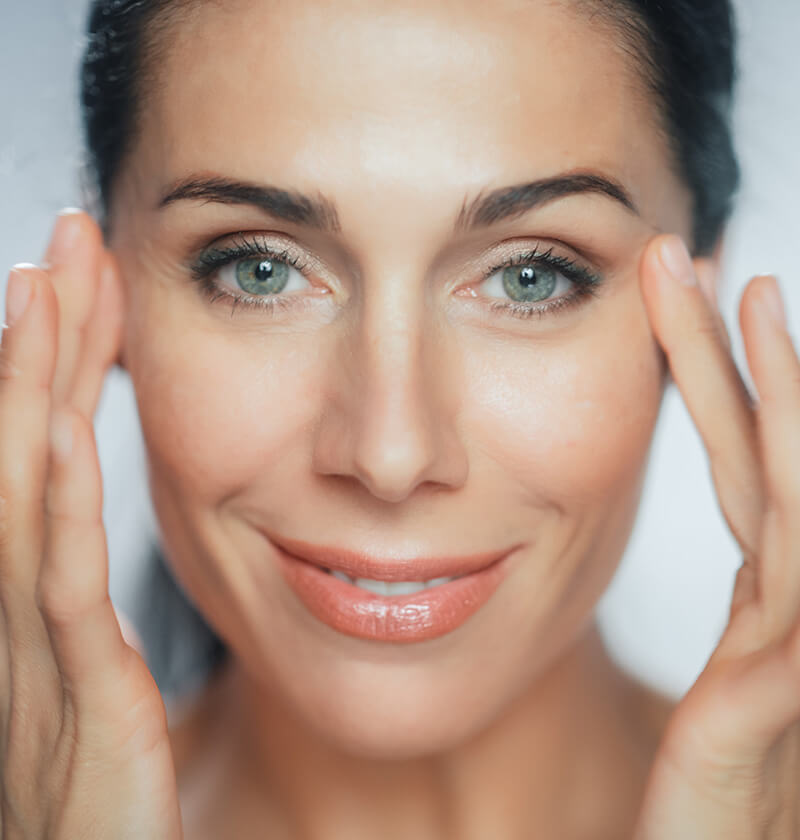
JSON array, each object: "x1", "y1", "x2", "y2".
[{"x1": 312, "y1": 270, "x2": 468, "y2": 502}]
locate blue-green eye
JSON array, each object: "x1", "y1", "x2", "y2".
[
  {"x1": 211, "y1": 251, "x2": 311, "y2": 299},
  {"x1": 234, "y1": 257, "x2": 291, "y2": 295},
  {"x1": 501, "y1": 264, "x2": 558, "y2": 303},
  {"x1": 481, "y1": 260, "x2": 572, "y2": 305}
]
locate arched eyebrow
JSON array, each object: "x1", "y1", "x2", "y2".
[
  {"x1": 453, "y1": 171, "x2": 639, "y2": 231},
  {"x1": 158, "y1": 175, "x2": 343, "y2": 232},
  {"x1": 157, "y1": 170, "x2": 638, "y2": 233}
]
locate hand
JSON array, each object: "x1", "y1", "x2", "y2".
[
  {"x1": 632, "y1": 234, "x2": 800, "y2": 838},
  {"x1": 0, "y1": 210, "x2": 183, "y2": 838}
]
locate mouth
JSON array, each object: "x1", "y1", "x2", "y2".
[{"x1": 267, "y1": 532, "x2": 520, "y2": 643}]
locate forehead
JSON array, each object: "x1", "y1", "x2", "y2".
[{"x1": 136, "y1": 0, "x2": 685, "y2": 238}]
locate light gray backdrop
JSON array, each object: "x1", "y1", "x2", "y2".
[{"x1": 1, "y1": 0, "x2": 799, "y2": 698}]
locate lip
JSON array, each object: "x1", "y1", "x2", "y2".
[
  {"x1": 268, "y1": 534, "x2": 520, "y2": 643},
  {"x1": 267, "y1": 532, "x2": 513, "y2": 581}
]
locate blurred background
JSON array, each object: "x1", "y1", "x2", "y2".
[{"x1": 1, "y1": 0, "x2": 798, "y2": 700}]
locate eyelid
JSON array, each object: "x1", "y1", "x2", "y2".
[
  {"x1": 188, "y1": 232, "x2": 604, "y2": 321},
  {"x1": 190, "y1": 231, "x2": 336, "y2": 287}
]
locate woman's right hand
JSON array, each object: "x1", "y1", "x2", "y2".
[{"x1": 0, "y1": 210, "x2": 183, "y2": 838}]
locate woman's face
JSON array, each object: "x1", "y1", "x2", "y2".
[{"x1": 111, "y1": 0, "x2": 692, "y2": 756}]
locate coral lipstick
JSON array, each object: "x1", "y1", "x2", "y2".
[{"x1": 269, "y1": 535, "x2": 519, "y2": 642}]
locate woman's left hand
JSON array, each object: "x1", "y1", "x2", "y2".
[{"x1": 631, "y1": 233, "x2": 800, "y2": 838}]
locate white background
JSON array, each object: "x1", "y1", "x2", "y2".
[{"x1": 1, "y1": 0, "x2": 798, "y2": 699}]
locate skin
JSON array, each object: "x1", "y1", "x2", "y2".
[
  {"x1": 5, "y1": 0, "x2": 800, "y2": 838},
  {"x1": 107, "y1": 0, "x2": 689, "y2": 835}
]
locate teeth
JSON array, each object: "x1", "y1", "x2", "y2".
[
  {"x1": 325, "y1": 569, "x2": 459, "y2": 595},
  {"x1": 354, "y1": 579, "x2": 428, "y2": 596}
]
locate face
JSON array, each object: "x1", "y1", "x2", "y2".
[{"x1": 110, "y1": 0, "x2": 693, "y2": 758}]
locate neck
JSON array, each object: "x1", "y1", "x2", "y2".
[{"x1": 176, "y1": 621, "x2": 664, "y2": 840}]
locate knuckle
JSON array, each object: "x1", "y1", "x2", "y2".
[
  {"x1": 35, "y1": 564, "x2": 101, "y2": 627},
  {"x1": 34, "y1": 574, "x2": 77, "y2": 625},
  {"x1": 34, "y1": 589, "x2": 79, "y2": 629},
  {"x1": 693, "y1": 313, "x2": 722, "y2": 343}
]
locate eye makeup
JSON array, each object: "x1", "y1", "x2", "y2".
[{"x1": 187, "y1": 232, "x2": 604, "y2": 321}]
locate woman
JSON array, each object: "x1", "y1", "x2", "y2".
[{"x1": 2, "y1": 0, "x2": 799, "y2": 836}]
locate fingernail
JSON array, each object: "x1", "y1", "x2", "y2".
[
  {"x1": 760, "y1": 276, "x2": 786, "y2": 329},
  {"x1": 5, "y1": 267, "x2": 33, "y2": 326},
  {"x1": 659, "y1": 236, "x2": 697, "y2": 287},
  {"x1": 44, "y1": 208, "x2": 82, "y2": 265},
  {"x1": 49, "y1": 411, "x2": 73, "y2": 460}
]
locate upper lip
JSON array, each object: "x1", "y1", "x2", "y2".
[{"x1": 268, "y1": 532, "x2": 519, "y2": 581}]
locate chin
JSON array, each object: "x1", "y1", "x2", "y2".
[
  {"x1": 307, "y1": 696, "x2": 493, "y2": 761},
  {"x1": 256, "y1": 652, "x2": 511, "y2": 760}
]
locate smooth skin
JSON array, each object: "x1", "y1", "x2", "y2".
[
  {"x1": 2, "y1": 0, "x2": 800, "y2": 837},
  {"x1": 5, "y1": 214, "x2": 800, "y2": 840}
]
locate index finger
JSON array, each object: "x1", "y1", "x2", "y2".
[{"x1": 639, "y1": 234, "x2": 764, "y2": 558}]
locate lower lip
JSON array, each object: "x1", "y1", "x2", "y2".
[{"x1": 274, "y1": 547, "x2": 513, "y2": 643}]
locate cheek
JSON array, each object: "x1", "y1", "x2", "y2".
[
  {"x1": 466, "y1": 316, "x2": 664, "y2": 507},
  {"x1": 128, "y1": 324, "x2": 320, "y2": 501}
]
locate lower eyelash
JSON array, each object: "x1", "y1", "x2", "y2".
[
  {"x1": 203, "y1": 287, "x2": 299, "y2": 317},
  {"x1": 487, "y1": 284, "x2": 599, "y2": 320}
]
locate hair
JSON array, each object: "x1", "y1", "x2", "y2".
[{"x1": 79, "y1": 0, "x2": 740, "y2": 698}]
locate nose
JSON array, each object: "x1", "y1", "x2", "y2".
[{"x1": 311, "y1": 285, "x2": 469, "y2": 503}]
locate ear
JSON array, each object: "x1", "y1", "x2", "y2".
[{"x1": 692, "y1": 233, "x2": 726, "y2": 310}]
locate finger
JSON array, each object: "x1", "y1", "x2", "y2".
[
  {"x1": 0, "y1": 265, "x2": 58, "y2": 596},
  {"x1": 695, "y1": 257, "x2": 734, "y2": 356},
  {"x1": 69, "y1": 252, "x2": 124, "y2": 419},
  {"x1": 37, "y1": 408, "x2": 129, "y2": 701},
  {"x1": 640, "y1": 234, "x2": 764, "y2": 558},
  {"x1": 113, "y1": 605, "x2": 146, "y2": 657},
  {"x1": 41, "y1": 209, "x2": 104, "y2": 407},
  {"x1": 740, "y1": 275, "x2": 800, "y2": 638},
  {"x1": 0, "y1": 267, "x2": 64, "y2": 747}
]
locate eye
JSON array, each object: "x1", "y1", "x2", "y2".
[
  {"x1": 217, "y1": 255, "x2": 310, "y2": 297},
  {"x1": 188, "y1": 234, "x2": 324, "y2": 315},
  {"x1": 480, "y1": 261, "x2": 572, "y2": 304},
  {"x1": 466, "y1": 247, "x2": 603, "y2": 320}
]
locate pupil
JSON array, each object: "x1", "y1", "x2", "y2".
[
  {"x1": 519, "y1": 266, "x2": 537, "y2": 287},
  {"x1": 255, "y1": 260, "x2": 273, "y2": 282}
]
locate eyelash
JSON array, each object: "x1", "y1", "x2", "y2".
[{"x1": 188, "y1": 233, "x2": 603, "y2": 321}]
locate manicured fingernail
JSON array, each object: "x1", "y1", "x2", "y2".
[
  {"x1": 760, "y1": 276, "x2": 786, "y2": 329},
  {"x1": 49, "y1": 411, "x2": 73, "y2": 460},
  {"x1": 5, "y1": 267, "x2": 33, "y2": 326},
  {"x1": 44, "y1": 208, "x2": 81, "y2": 265},
  {"x1": 659, "y1": 236, "x2": 697, "y2": 287}
]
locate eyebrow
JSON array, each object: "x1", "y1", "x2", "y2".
[{"x1": 157, "y1": 170, "x2": 639, "y2": 234}]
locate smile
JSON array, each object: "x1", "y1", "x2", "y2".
[{"x1": 266, "y1": 533, "x2": 521, "y2": 643}]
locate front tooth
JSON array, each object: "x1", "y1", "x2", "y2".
[
  {"x1": 425, "y1": 576, "x2": 453, "y2": 588},
  {"x1": 351, "y1": 578, "x2": 454, "y2": 596},
  {"x1": 353, "y1": 579, "x2": 430, "y2": 596},
  {"x1": 383, "y1": 581, "x2": 430, "y2": 596},
  {"x1": 353, "y1": 578, "x2": 392, "y2": 596},
  {"x1": 331, "y1": 570, "x2": 354, "y2": 584}
]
